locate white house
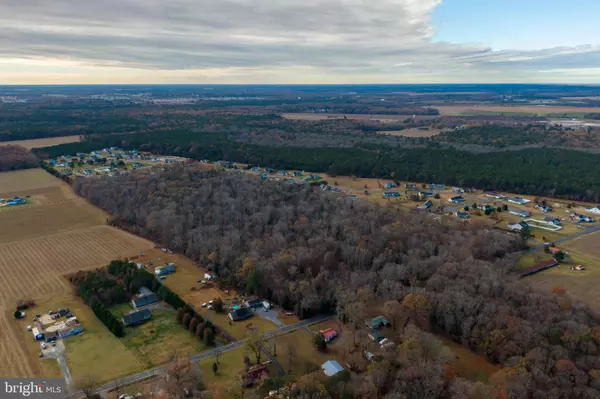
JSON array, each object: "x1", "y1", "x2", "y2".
[
  {"x1": 585, "y1": 206, "x2": 600, "y2": 214},
  {"x1": 508, "y1": 221, "x2": 529, "y2": 231}
]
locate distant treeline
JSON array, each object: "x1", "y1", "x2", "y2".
[
  {"x1": 0, "y1": 145, "x2": 39, "y2": 172},
  {"x1": 37, "y1": 130, "x2": 600, "y2": 201}
]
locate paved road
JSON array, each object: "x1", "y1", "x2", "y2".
[
  {"x1": 66, "y1": 314, "x2": 332, "y2": 399},
  {"x1": 522, "y1": 223, "x2": 600, "y2": 254}
]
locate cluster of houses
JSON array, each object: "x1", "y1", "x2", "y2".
[
  {"x1": 29, "y1": 308, "x2": 83, "y2": 342},
  {"x1": 0, "y1": 196, "x2": 27, "y2": 207},
  {"x1": 123, "y1": 287, "x2": 160, "y2": 327},
  {"x1": 227, "y1": 296, "x2": 271, "y2": 322}
]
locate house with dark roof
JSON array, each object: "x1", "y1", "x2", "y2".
[
  {"x1": 509, "y1": 209, "x2": 530, "y2": 218},
  {"x1": 364, "y1": 316, "x2": 390, "y2": 330},
  {"x1": 228, "y1": 307, "x2": 253, "y2": 321},
  {"x1": 122, "y1": 309, "x2": 152, "y2": 327},
  {"x1": 455, "y1": 211, "x2": 470, "y2": 220},
  {"x1": 244, "y1": 297, "x2": 264, "y2": 309},
  {"x1": 448, "y1": 196, "x2": 465, "y2": 204},
  {"x1": 132, "y1": 293, "x2": 159, "y2": 309}
]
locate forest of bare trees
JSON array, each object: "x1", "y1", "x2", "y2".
[
  {"x1": 0, "y1": 145, "x2": 39, "y2": 171},
  {"x1": 74, "y1": 165, "x2": 600, "y2": 398}
]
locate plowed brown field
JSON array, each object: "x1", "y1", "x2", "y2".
[{"x1": 0, "y1": 169, "x2": 154, "y2": 378}]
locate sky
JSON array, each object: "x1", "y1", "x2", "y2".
[{"x1": 0, "y1": 0, "x2": 599, "y2": 84}]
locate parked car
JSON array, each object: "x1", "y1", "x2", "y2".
[
  {"x1": 42, "y1": 343, "x2": 47, "y2": 349},
  {"x1": 201, "y1": 303, "x2": 207, "y2": 307}
]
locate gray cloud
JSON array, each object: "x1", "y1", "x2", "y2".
[{"x1": 0, "y1": 0, "x2": 599, "y2": 82}]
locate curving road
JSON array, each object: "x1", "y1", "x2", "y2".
[{"x1": 66, "y1": 314, "x2": 332, "y2": 399}]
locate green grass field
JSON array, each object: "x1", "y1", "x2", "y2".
[{"x1": 118, "y1": 308, "x2": 207, "y2": 368}]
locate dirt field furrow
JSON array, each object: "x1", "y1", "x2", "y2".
[
  {"x1": 0, "y1": 309, "x2": 34, "y2": 377},
  {"x1": 0, "y1": 168, "x2": 155, "y2": 380}
]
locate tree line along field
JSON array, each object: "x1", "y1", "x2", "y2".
[{"x1": 0, "y1": 168, "x2": 154, "y2": 380}]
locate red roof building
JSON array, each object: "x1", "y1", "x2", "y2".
[
  {"x1": 320, "y1": 328, "x2": 338, "y2": 343},
  {"x1": 519, "y1": 260, "x2": 558, "y2": 277}
]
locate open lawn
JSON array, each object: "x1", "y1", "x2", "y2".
[
  {"x1": 436, "y1": 335, "x2": 500, "y2": 382},
  {"x1": 15, "y1": 294, "x2": 143, "y2": 385},
  {"x1": 518, "y1": 248, "x2": 600, "y2": 309},
  {"x1": 198, "y1": 346, "x2": 247, "y2": 393},
  {"x1": 272, "y1": 330, "x2": 338, "y2": 376},
  {"x1": 566, "y1": 230, "x2": 600, "y2": 258},
  {"x1": 119, "y1": 309, "x2": 207, "y2": 368},
  {"x1": 0, "y1": 136, "x2": 81, "y2": 149},
  {"x1": 434, "y1": 105, "x2": 600, "y2": 117}
]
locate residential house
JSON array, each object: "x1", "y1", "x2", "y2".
[
  {"x1": 451, "y1": 187, "x2": 465, "y2": 193},
  {"x1": 383, "y1": 191, "x2": 401, "y2": 198},
  {"x1": 132, "y1": 293, "x2": 159, "y2": 309},
  {"x1": 251, "y1": 167, "x2": 261, "y2": 172},
  {"x1": 419, "y1": 191, "x2": 434, "y2": 198},
  {"x1": 364, "y1": 316, "x2": 390, "y2": 330},
  {"x1": 484, "y1": 191, "x2": 505, "y2": 199},
  {"x1": 508, "y1": 221, "x2": 529, "y2": 231},
  {"x1": 293, "y1": 171, "x2": 303, "y2": 177},
  {"x1": 416, "y1": 200, "x2": 433, "y2": 210},
  {"x1": 319, "y1": 328, "x2": 338, "y2": 343},
  {"x1": 448, "y1": 195, "x2": 465, "y2": 204},
  {"x1": 507, "y1": 197, "x2": 531, "y2": 205},
  {"x1": 585, "y1": 206, "x2": 600, "y2": 214},
  {"x1": 122, "y1": 309, "x2": 152, "y2": 327},
  {"x1": 384, "y1": 182, "x2": 397, "y2": 190},
  {"x1": 455, "y1": 211, "x2": 470, "y2": 220},
  {"x1": 535, "y1": 204, "x2": 553, "y2": 213},
  {"x1": 544, "y1": 217, "x2": 561, "y2": 226},
  {"x1": 571, "y1": 213, "x2": 595, "y2": 223},
  {"x1": 244, "y1": 297, "x2": 264, "y2": 308},
  {"x1": 83, "y1": 170, "x2": 92, "y2": 176},
  {"x1": 429, "y1": 183, "x2": 446, "y2": 190},
  {"x1": 278, "y1": 171, "x2": 289, "y2": 176},
  {"x1": 228, "y1": 307, "x2": 253, "y2": 321},
  {"x1": 246, "y1": 364, "x2": 270, "y2": 383},
  {"x1": 379, "y1": 338, "x2": 395, "y2": 349},
  {"x1": 509, "y1": 209, "x2": 530, "y2": 218},
  {"x1": 154, "y1": 264, "x2": 176, "y2": 276},
  {"x1": 139, "y1": 287, "x2": 154, "y2": 296}
]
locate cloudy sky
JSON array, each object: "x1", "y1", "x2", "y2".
[{"x1": 1, "y1": 0, "x2": 599, "y2": 84}]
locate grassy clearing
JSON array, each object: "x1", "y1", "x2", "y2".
[
  {"x1": 120, "y1": 309, "x2": 207, "y2": 368},
  {"x1": 17, "y1": 293, "x2": 143, "y2": 385},
  {"x1": 435, "y1": 335, "x2": 500, "y2": 382},
  {"x1": 273, "y1": 329, "x2": 345, "y2": 377},
  {"x1": 198, "y1": 347, "x2": 247, "y2": 392},
  {"x1": 525, "y1": 248, "x2": 600, "y2": 307}
]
